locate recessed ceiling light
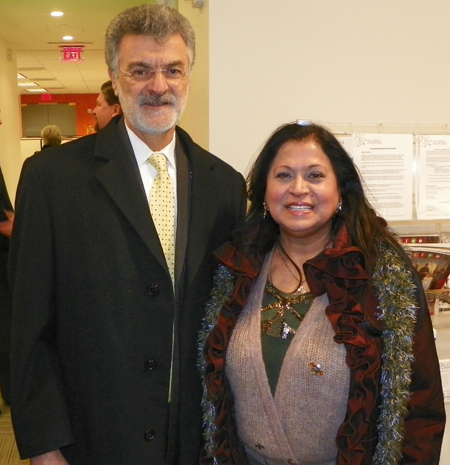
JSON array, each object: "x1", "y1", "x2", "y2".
[
  {"x1": 17, "y1": 73, "x2": 26, "y2": 79},
  {"x1": 63, "y1": 36, "x2": 74, "y2": 41},
  {"x1": 26, "y1": 88, "x2": 47, "y2": 93},
  {"x1": 18, "y1": 82, "x2": 38, "y2": 87},
  {"x1": 51, "y1": 11, "x2": 64, "y2": 17}
]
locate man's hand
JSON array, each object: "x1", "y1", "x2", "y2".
[
  {"x1": 0, "y1": 210, "x2": 14, "y2": 237},
  {"x1": 31, "y1": 450, "x2": 70, "y2": 465}
]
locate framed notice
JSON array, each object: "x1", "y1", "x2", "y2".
[
  {"x1": 348, "y1": 134, "x2": 414, "y2": 221},
  {"x1": 417, "y1": 135, "x2": 450, "y2": 220}
]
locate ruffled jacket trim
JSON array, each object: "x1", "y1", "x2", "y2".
[{"x1": 198, "y1": 224, "x2": 443, "y2": 465}]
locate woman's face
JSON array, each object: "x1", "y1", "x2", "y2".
[{"x1": 265, "y1": 139, "x2": 340, "y2": 242}]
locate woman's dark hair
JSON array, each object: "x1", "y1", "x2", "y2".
[{"x1": 236, "y1": 122, "x2": 406, "y2": 271}]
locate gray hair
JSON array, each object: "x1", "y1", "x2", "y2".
[
  {"x1": 105, "y1": 5, "x2": 196, "y2": 75},
  {"x1": 41, "y1": 125, "x2": 62, "y2": 146}
]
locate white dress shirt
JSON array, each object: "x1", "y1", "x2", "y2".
[{"x1": 124, "y1": 122, "x2": 178, "y2": 228}]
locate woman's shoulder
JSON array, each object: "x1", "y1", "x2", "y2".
[{"x1": 214, "y1": 241, "x2": 266, "y2": 278}]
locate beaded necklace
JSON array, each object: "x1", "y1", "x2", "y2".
[{"x1": 261, "y1": 281, "x2": 312, "y2": 339}]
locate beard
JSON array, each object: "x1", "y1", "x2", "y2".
[{"x1": 116, "y1": 83, "x2": 188, "y2": 135}]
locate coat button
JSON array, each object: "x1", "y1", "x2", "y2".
[
  {"x1": 144, "y1": 428, "x2": 156, "y2": 441},
  {"x1": 147, "y1": 284, "x2": 159, "y2": 296},
  {"x1": 145, "y1": 359, "x2": 157, "y2": 370},
  {"x1": 287, "y1": 460, "x2": 298, "y2": 465}
]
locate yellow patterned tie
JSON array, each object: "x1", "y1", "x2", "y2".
[{"x1": 149, "y1": 153, "x2": 175, "y2": 284}]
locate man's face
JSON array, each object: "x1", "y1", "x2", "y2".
[
  {"x1": 92, "y1": 92, "x2": 117, "y2": 131},
  {"x1": 111, "y1": 33, "x2": 190, "y2": 137}
]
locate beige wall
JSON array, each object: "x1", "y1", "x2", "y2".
[
  {"x1": 208, "y1": 0, "x2": 450, "y2": 176},
  {"x1": 178, "y1": 1, "x2": 210, "y2": 150},
  {"x1": 4, "y1": 0, "x2": 450, "y2": 193},
  {"x1": 0, "y1": 36, "x2": 22, "y2": 203}
]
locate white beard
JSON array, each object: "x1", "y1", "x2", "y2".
[{"x1": 116, "y1": 82, "x2": 188, "y2": 135}]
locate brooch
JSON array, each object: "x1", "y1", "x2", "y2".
[{"x1": 309, "y1": 362, "x2": 323, "y2": 376}]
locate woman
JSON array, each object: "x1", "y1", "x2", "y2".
[{"x1": 199, "y1": 123, "x2": 445, "y2": 465}]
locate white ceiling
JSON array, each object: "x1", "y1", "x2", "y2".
[{"x1": 0, "y1": 0, "x2": 178, "y2": 95}]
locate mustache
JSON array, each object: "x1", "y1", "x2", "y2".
[{"x1": 137, "y1": 93, "x2": 177, "y2": 106}]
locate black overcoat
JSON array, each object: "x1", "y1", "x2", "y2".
[{"x1": 9, "y1": 117, "x2": 246, "y2": 464}]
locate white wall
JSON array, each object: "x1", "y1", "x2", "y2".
[{"x1": 208, "y1": 0, "x2": 450, "y2": 175}]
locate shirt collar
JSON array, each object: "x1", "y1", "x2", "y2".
[{"x1": 124, "y1": 121, "x2": 177, "y2": 170}]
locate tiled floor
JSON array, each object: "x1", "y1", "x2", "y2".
[{"x1": 0, "y1": 400, "x2": 29, "y2": 465}]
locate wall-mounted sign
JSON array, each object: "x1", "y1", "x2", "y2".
[
  {"x1": 61, "y1": 46, "x2": 84, "y2": 62},
  {"x1": 41, "y1": 94, "x2": 52, "y2": 102}
]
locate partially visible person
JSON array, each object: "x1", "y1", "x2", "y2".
[
  {"x1": 0, "y1": 108, "x2": 14, "y2": 414},
  {"x1": 199, "y1": 122, "x2": 445, "y2": 465},
  {"x1": 9, "y1": 4, "x2": 246, "y2": 465},
  {"x1": 418, "y1": 262, "x2": 430, "y2": 281},
  {"x1": 429, "y1": 267, "x2": 447, "y2": 290},
  {"x1": 92, "y1": 80, "x2": 122, "y2": 131},
  {"x1": 34, "y1": 125, "x2": 62, "y2": 155}
]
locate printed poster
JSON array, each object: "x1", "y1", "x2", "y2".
[
  {"x1": 348, "y1": 134, "x2": 413, "y2": 221},
  {"x1": 417, "y1": 135, "x2": 450, "y2": 220}
]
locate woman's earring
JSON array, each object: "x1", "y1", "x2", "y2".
[
  {"x1": 335, "y1": 202, "x2": 342, "y2": 215},
  {"x1": 263, "y1": 202, "x2": 269, "y2": 219}
]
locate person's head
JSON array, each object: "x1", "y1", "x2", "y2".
[
  {"x1": 105, "y1": 5, "x2": 195, "y2": 140},
  {"x1": 243, "y1": 122, "x2": 382, "y2": 259},
  {"x1": 41, "y1": 125, "x2": 62, "y2": 147},
  {"x1": 263, "y1": 132, "x2": 341, "y2": 247},
  {"x1": 92, "y1": 80, "x2": 122, "y2": 131}
]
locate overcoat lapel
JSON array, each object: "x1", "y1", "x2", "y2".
[
  {"x1": 174, "y1": 139, "x2": 189, "y2": 287},
  {"x1": 179, "y1": 130, "x2": 218, "y2": 289},
  {"x1": 93, "y1": 118, "x2": 168, "y2": 274}
]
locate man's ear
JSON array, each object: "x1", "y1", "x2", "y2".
[
  {"x1": 108, "y1": 69, "x2": 118, "y2": 92},
  {"x1": 112, "y1": 104, "x2": 122, "y2": 116}
]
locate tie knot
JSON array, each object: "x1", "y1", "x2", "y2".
[{"x1": 149, "y1": 153, "x2": 168, "y2": 172}]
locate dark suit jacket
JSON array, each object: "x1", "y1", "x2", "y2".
[
  {"x1": 0, "y1": 166, "x2": 13, "y2": 353},
  {"x1": 9, "y1": 117, "x2": 247, "y2": 464}
]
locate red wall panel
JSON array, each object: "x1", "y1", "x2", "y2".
[{"x1": 21, "y1": 93, "x2": 98, "y2": 136}]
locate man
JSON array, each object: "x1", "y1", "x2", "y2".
[
  {"x1": 9, "y1": 5, "x2": 246, "y2": 465},
  {"x1": 92, "y1": 80, "x2": 122, "y2": 131},
  {"x1": 0, "y1": 107, "x2": 14, "y2": 416}
]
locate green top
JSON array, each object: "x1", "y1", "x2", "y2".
[{"x1": 261, "y1": 282, "x2": 313, "y2": 395}]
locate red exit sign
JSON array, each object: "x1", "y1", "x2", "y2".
[{"x1": 61, "y1": 46, "x2": 84, "y2": 62}]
